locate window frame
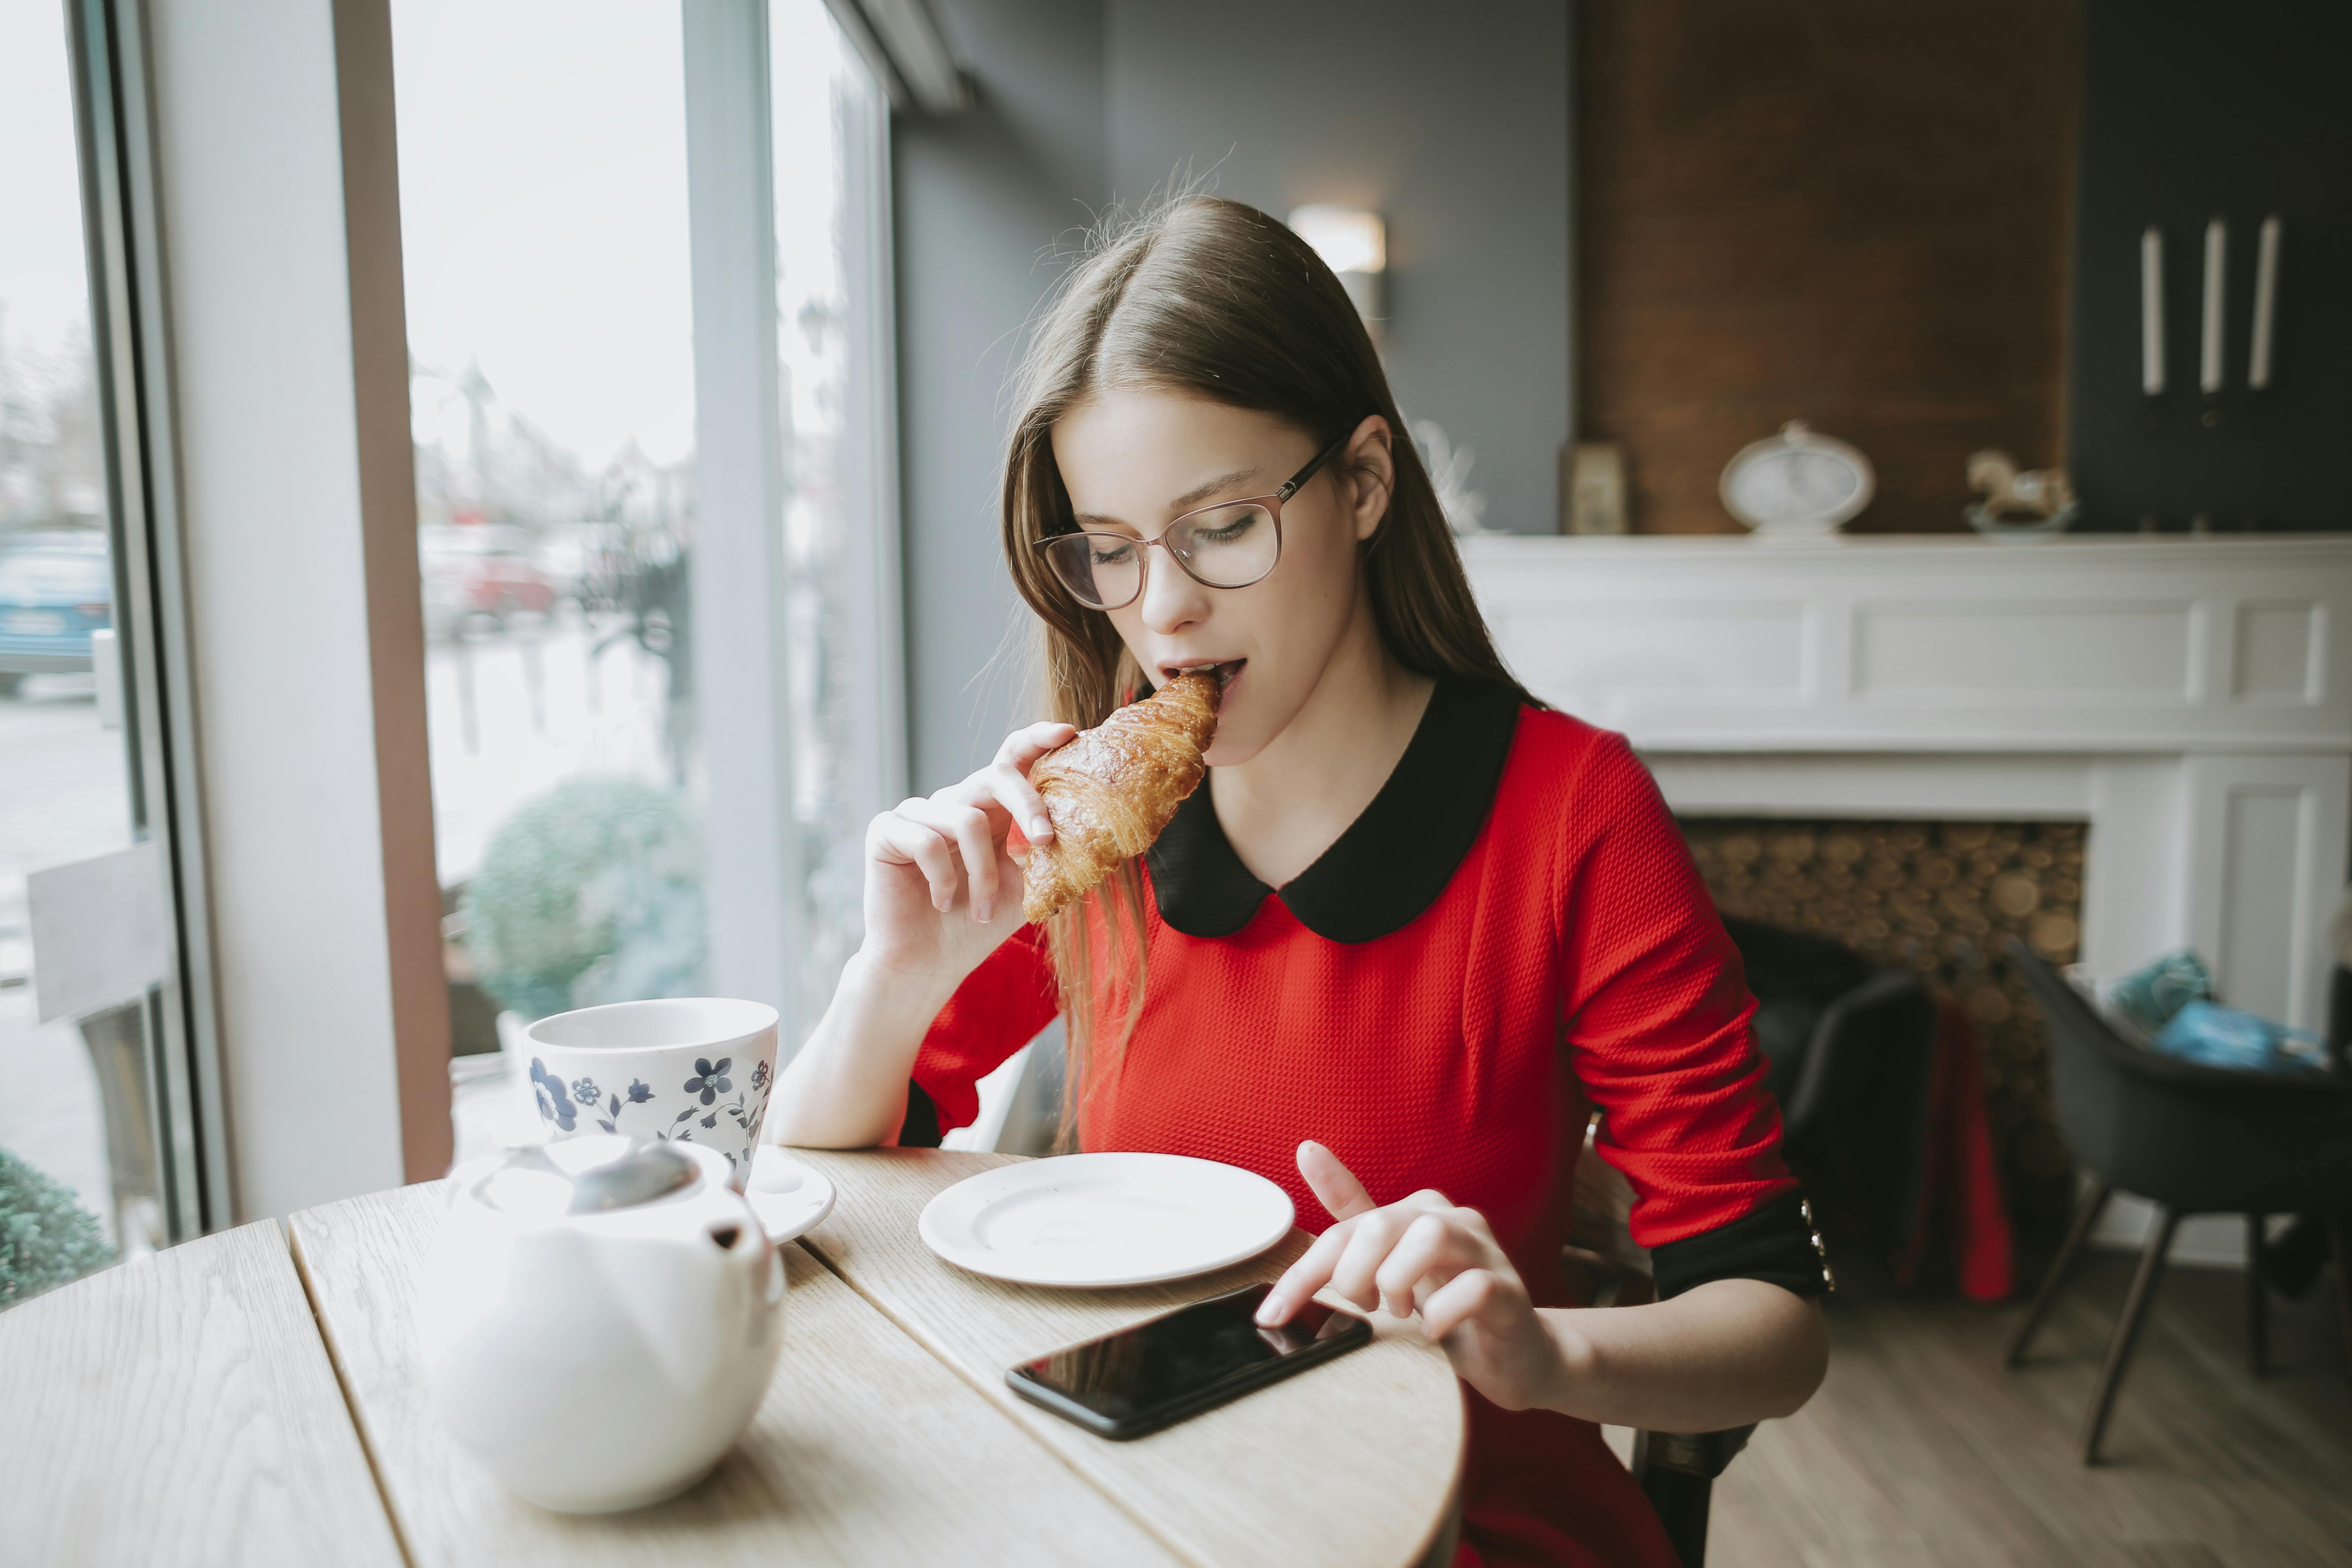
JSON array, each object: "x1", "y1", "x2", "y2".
[{"x1": 65, "y1": 0, "x2": 231, "y2": 1238}]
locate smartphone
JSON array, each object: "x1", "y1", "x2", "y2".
[{"x1": 1006, "y1": 1282, "x2": 1373, "y2": 1440}]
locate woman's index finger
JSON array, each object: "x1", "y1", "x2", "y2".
[
  {"x1": 1296, "y1": 1139, "x2": 1379, "y2": 1221},
  {"x1": 997, "y1": 721, "x2": 1077, "y2": 770}
]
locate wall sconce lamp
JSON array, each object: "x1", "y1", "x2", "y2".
[{"x1": 1288, "y1": 204, "x2": 1386, "y2": 330}]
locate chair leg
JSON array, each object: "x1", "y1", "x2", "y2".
[
  {"x1": 1635, "y1": 1465, "x2": 1712, "y2": 1568},
  {"x1": 2008, "y1": 1180, "x2": 2113, "y2": 1367},
  {"x1": 2082, "y1": 1205, "x2": 2178, "y2": 1463},
  {"x1": 2329, "y1": 1219, "x2": 2352, "y2": 1381},
  {"x1": 2246, "y1": 1213, "x2": 2269, "y2": 1378}
]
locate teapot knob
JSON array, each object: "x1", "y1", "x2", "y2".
[{"x1": 564, "y1": 1141, "x2": 699, "y2": 1214}]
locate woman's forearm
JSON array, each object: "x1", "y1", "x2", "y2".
[
  {"x1": 1536, "y1": 1280, "x2": 1826, "y2": 1432},
  {"x1": 764, "y1": 951, "x2": 958, "y2": 1149}
]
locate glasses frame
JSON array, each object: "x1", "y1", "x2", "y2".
[{"x1": 1033, "y1": 428, "x2": 1354, "y2": 611}]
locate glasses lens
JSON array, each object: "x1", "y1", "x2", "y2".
[
  {"x1": 1169, "y1": 504, "x2": 1278, "y2": 588},
  {"x1": 1042, "y1": 532, "x2": 1143, "y2": 609}
]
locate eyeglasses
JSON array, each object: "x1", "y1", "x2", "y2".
[{"x1": 1033, "y1": 429, "x2": 1352, "y2": 611}]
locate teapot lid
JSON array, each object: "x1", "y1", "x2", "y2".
[{"x1": 470, "y1": 1136, "x2": 702, "y2": 1222}]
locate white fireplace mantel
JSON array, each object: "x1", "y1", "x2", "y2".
[
  {"x1": 1463, "y1": 533, "x2": 2352, "y2": 1263},
  {"x1": 1462, "y1": 534, "x2": 2352, "y2": 757}
]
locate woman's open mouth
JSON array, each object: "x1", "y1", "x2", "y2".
[{"x1": 1165, "y1": 659, "x2": 1245, "y2": 712}]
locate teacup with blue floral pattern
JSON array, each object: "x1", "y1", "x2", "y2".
[{"x1": 522, "y1": 998, "x2": 780, "y2": 1184}]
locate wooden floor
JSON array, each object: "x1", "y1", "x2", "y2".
[{"x1": 1706, "y1": 1254, "x2": 2352, "y2": 1568}]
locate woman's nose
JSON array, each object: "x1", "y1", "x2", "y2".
[{"x1": 1138, "y1": 545, "x2": 1209, "y2": 635}]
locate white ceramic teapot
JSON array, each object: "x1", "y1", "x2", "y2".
[{"x1": 415, "y1": 1135, "x2": 785, "y2": 1512}]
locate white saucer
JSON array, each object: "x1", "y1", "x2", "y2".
[
  {"x1": 745, "y1": 1147, "x2": 836, "y2": 1244},
  {"x1": 918, "y1": 1152, "x2": 1294, "y2": 1288}
]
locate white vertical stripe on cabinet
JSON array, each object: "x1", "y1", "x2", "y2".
[
  {"x1": 2201, "y1": 218, "x2": 2228, "y2": 394},
  {"x1": 2249, "y1": 214, "x2": 2281, "y2": 390}
]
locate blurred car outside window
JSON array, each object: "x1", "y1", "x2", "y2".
[{"x1": 0, "y1": 531, "x2": 114, "y2": 692}]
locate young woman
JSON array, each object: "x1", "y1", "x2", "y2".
[{"x1": 769, "y1": 195, "x2": 1829, "y2": 1568}]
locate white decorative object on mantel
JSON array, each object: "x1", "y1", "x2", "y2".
[
  {"x1": 1718, "y1": 421, "x2": 1875, "y2": 537},
  {"x1": 1463, "y1": 532, "x2": 2352, "y2": 1267}
]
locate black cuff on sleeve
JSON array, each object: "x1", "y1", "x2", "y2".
[
  {"x1": 899, "y1": 1080, "x2": 944, "y2": 1149},
  {"x1": 1650, "y1": 1191, "x2": 1830, "y2": 1300}
]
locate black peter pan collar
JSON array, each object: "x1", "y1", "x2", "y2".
[{"x1": 1145, "y1": 677, "x2": 1525, "y2": 943}]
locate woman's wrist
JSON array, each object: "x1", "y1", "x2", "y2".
[
  {"x1": 1534, "y1": 1307, "x2": 1610, "y2": 1421},
  {"x1": 767, "y1": 948, "x2": 956, "y2": 1148},
  {"x1": 837, "y1": 946, "x2": 964, "y2": 1030},
  {"x1": 1527, "y1": 1284, "x2": 1827, "y2": 1431}
]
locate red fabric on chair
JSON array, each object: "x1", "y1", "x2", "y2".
[{"x1": 1896, "y1": 1002, "x2": 2015, "y2": 1303}]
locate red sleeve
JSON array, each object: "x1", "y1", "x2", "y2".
[
  {"x1": 909, "y1": 925, "x2": 1061, "y2": 1134},
  {"x1": 1554, "y1": 729, "x2": 1796, "y2": 1249}
]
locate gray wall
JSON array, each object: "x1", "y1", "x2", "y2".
[
  {"x1": 1105, "y1": 0, "x2": 1571, "y2": 537},
  {"x1": 893, "y1": 0, "x2": 1572, "y2": 788},
  {"x1": 894, "y1": 0, "x2": 1106, "y2": 791}
]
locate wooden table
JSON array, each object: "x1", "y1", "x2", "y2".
[{"x1": 0, "y1": 1148, "x2": 1464, "y2": 1568}]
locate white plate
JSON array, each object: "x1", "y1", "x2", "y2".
[
  {"x1": 918, "y1": 1153, "x2": 1295, "y2": 1288},
  {"x1": 745, "y1": 1147, "x2": 836, "y2": 1244}
]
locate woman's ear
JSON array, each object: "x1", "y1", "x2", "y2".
[{"x1": 1340, "y1": 414, "x2": 1395, "y2": 543}]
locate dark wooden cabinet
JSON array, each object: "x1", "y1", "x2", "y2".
[{"x1": 2067, "y1": 0, "x2": 2352, "y2": 532}]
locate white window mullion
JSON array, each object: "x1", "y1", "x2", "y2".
[
  {"x1": 836, "y1": 40, "x2": 909, "y2": 824},
  {"x1": 681, "y1": 0, "x2": 804, "y2": 1035}
]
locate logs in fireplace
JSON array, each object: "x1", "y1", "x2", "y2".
[{"x1": 1682, "y1": 817, "x2": 2086, "y2": 1232}]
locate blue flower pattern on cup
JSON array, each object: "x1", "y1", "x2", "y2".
[
  {"x1": 530, "y1": 1058, "x2": 577, "y2": 1133},
  {"x1": 589, "y1": 1076, "x2": 666, "y2": 1135},
  {"x1": 533, "y1": 1054, "x2": 773, "y2": 1171},
  {"x1": 685, "y1": 1058, "x2": 732, "y2": 1105}
]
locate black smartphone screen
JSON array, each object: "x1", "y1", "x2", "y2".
[{"x1": 1007, "y1": 1283, "x2": 1372, "y2": 1439}]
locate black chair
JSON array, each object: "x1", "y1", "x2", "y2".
[
  {"x1": 1773, "y1": 969, "x2": 1939, "y2": 1270},
  {"x1": 1570, "y1": 927, "x2": 1931, "y2": 1568},
  {"x1": 1569, "y1": 1132, "x2": 1750, "y2": 1568},
  {"x1": 1630, "y1": 1426, "x2": 1748, "y2": 1568},
  {"x1": 1727, "y1": 917, "x2": 1940, "y2": 1277},
  {"x1": 2006, "y1": 944, "x2": 2352, "y2": 1461},
  {"x1": 1566, "y1": 1120, "x2": 1782, "y2": 1568}
]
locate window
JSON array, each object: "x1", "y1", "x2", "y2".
[
  {"x1": 390, "y1": 0, "x2": 900, "y2": 1162},
  {"x1": 1, "y1": 0, "x2": 214, "y2": 1297}
]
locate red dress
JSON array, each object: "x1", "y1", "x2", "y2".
[{"x1": 910, "y1": 681, "x2": 1819, "y2": 1568}]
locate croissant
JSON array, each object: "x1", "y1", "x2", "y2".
[{"x1": 1021, "y1": 672, "x2": 1220, "y2": 923}]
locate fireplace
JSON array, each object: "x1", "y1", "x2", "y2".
[
  {"x1": 1466, "y1": 533, "x2": 2352, "y2": 1264},
  {"x1": 1681, "y1": 816, "x2": 2084, "y2": 1228}
]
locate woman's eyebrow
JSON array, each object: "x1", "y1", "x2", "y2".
[
  {"x1": 1168, "y1": 467, "x2": 1261, "y2": 512},
  {"x1": 1072, "y1": 467, "x2": 1263, "y2": 529}
]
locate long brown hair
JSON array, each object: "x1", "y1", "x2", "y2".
[{"x1": 999, "y1": 193, "x2": 1527, "y2": 1144}]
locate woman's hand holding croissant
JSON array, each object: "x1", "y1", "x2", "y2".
[{"x1": 862, "y1": 720, "x2": 1074, "y2": 990}]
